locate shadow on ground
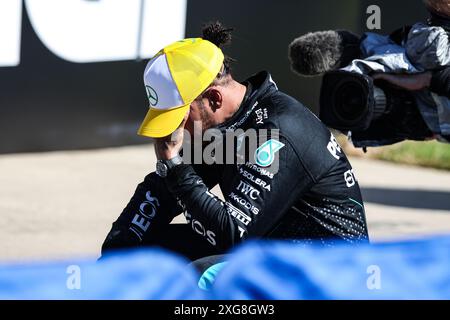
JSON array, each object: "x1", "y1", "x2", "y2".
[{"x1": 361, "y1": 188, "x2": 450, "y2": 211}]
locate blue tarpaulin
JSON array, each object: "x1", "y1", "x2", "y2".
[
  {"x1": 213, "y1": 235, "x2": 450, "y2": 299},
  {"x1": 0, "y1": 249, "x2": 204, "y2": 300},
  {"x1": 1, "y1": 235, "x2": 450, "y2": 299}
]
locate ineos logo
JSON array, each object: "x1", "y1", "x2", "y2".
[
  {"x1": 0, "y1": 0, "x2": 187, "y2": 67},
  {"x1": 139, "y1": 191, "x2": 160, "y2": 219},
  {"x1": 185, "y1": 212, "x2": 216, "y2": 246},
  {"x1": 130, "y1": 191, "x2": 160, "y2": 238}
]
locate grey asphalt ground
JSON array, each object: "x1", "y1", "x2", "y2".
[{"x1": 1, "y1": 144, "x2": 450, "y2": 262}]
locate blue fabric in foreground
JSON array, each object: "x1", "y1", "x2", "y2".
[
  {"x1": 210, "y1": 235, "x2": 450, "y2": 299},
  {"x1": 1, "y1": 235, "x2": 450, "y2": 299},
  {"x1": 0, "y1": 249, "x2": 204, "y2": 300}
]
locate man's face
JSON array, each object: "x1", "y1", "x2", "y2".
[{"x1": 185, "y1": 94, "x2": 217, "y2": 137}]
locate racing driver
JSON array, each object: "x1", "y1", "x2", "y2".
[{"x1": 101, "y1": 22, "x2": 369, "y2": 261}]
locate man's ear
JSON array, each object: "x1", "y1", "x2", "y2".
[{"x1": 205, "y1": 88, "x2": 222, "y2": 112}]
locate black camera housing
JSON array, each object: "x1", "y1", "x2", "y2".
[{"x1": 319, "y1": 70, "x2": 433, "y2": 145}]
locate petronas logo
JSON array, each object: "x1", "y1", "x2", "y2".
[
  {"x1": 254, "y1": 139, "x2": 285, "y2": 167},
  {"x1": 146, "y1": 85, "x2": 158, "y2": 106}
]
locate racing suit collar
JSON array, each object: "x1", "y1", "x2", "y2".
[{"x1": 217, "y1": 71, "x2": 277, "y2": 131}]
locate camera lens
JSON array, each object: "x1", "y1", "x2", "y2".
[
  {"x1": 319, "y1": 71, "x2": 390, "y2": 131},
  {"x1": 332, "y1": 79, "x2": 368, "y2": 124}
]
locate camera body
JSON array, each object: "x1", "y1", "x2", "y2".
[
  {"x1": 319, "y1": 71, "x2": 433, "y2": 146},
  {"x1": 288, "y1": 0, "x2": 449, "y2": 148}
]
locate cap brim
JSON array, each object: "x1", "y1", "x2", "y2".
[{"x1": 137, "y1": 104, "x2": 189, "y2": 138}]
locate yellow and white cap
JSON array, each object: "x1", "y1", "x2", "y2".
[{"x1": 138, "y1": 38, "x2": 224, "y2": 138}]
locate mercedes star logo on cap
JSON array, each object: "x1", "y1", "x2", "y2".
[{"x1": 146, "y1": 85, "x2": 158, "y2": 106}]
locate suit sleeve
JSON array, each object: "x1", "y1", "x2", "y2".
[
  {"x1": 101, "y1": 172, "x2": 183, "y2": 252},
  {"x1": 164, "y1": 136, "x2": 313, "y2": 250},
  {"x1": 101, "y1": 164, "x2": 221, "y2": 253}
]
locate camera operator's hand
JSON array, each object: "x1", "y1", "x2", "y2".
[
  {"x1": 154, "y1": 110, "x2": 190, "y2": 160},
  {"x1": 372, "y1": 72, "x2": 432, "y2": 91}
]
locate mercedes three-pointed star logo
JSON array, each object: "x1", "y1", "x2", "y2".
[{"x1": 145, "y1": 85, "x2": 158, "y2": 106}]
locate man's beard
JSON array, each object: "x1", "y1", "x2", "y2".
[
  {"x1": 199, "y1": 99, "x2": 216, "y2": 131},
  {"x1": 185, "y1": 99, "x2": 216, "y2": 139}
]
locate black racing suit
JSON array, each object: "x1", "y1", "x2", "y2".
[{"x1": 102, "y1": 71, "x2": 369, "y2": 261}]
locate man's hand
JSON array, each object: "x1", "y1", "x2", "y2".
[
  {"x1": 154, "y1": 110, "x2": 190, "y2": 160},
  {"x1": 372, "y1": 72, "x2": 432, "y2": 91}
]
